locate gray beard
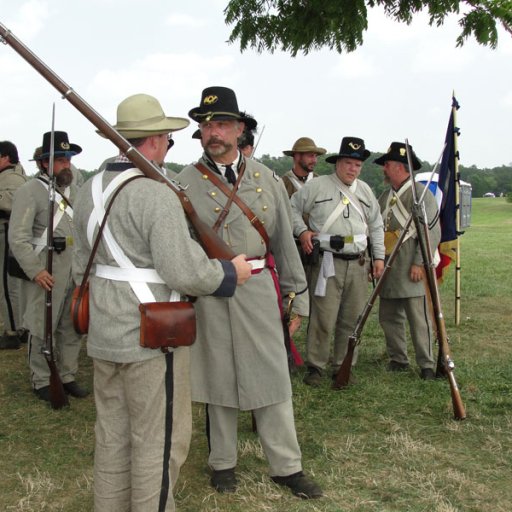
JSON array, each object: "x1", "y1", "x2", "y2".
[{"x1": 206, "y1": 139, "x2": 233, "y2": 158}]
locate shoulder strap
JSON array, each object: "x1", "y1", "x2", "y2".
[
  {"x1": 76, "y1": 175, "x2": 144, "y2": 293},
  {"x1": 194, "y1": 162, "x2": 270, "y2": 250}
]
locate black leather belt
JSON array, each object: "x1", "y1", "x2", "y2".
[{"x1": 321, "y1": 251, "x2": 363, "y2": 261}]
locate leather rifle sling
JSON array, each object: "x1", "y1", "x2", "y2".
[{"x1": 194, "y1": 162, "x2": 269, "y2": 249}]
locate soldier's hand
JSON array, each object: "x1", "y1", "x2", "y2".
[
  {"x1": 298, "y1": 230, "x2": 318, "y2": 254},
  {"x1": 373, "y1": 259, "x2": 385, "y2": 279},
  {"x1": 288, "y1": 314, "x2": 302, "y2": 337},
  {"x1": 410, "y1": 264, "x2": 423, "y2": 283},
  {"x1": 34, "y1": 269, "x2": 55, "y2": 291},
  {"x1": 232, "y1": 254, "x2": 252, "y2": 285}
]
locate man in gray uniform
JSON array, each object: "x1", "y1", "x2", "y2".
[
  {"x1": 178, "y1": 86, "x2": 322, "y2": 499},
  {"x1": 291, "y1": 137, "x2": 385, "y2": 386},
  {"x1": 374, "y1": 142, "x2": 441, "y2": 380},
  {"x1": 282, "y1": 137, "x2": 325, "y2": 199},
  {"x1": 73, "y1": 93, "x2": 251, "y2": 512},
  {"x1": 9, "y1": 131, "x2": 88, "y2": 400},
  {"x1": 0, "y1": 141, "x2": 27, "y2": 349}
]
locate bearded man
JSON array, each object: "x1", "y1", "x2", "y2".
[
  {"x1": 9, "y1": 131, "x2": 88, "y2": 402},
  {"x1": 281, "y1": 137, "x2": 326, "y2": 199},
  {"x1": 178, "y1": 86, "x2": 322, "y2": 499}
]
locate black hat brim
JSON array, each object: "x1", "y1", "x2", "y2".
[
  {"x1": 37, "y1": 143, "x2": 82, "y2": 160},
  {"x1": 326, "y1": 150, "x2": 370, "y2": 164},
  {"x1": 188, "y1": 107, "x2": 242, "y2": 123},
  {"x1": 373, "y1": 153, "x2": 421, "y2": 170}
]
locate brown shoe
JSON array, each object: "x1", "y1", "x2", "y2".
[
  {"x1": 303, "y1": 367, "x2": 322, "y2": 387},
  {"x1": 272, "y1": 471, "x2": 323, "y2": 499}
]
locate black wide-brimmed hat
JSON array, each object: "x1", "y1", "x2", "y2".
[
  {"x1": 373, "y1": 142, "x2": 421, "y2": 170},
  {"x1": 325, "y1": 136, "x2": 370, "y2": 163},
  {"x1": 35, "y1": 131, "x2": 82, "y2": 160},
  {"x1": 240, "y1": 111, "x2": 257, "y2": 131},
  {"x1": 189, "y1": 86, "x2": 246, "y2": 123}
]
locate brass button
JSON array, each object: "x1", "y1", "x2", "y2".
[
  {"x1": 214, "y1": 207, "x2": 221, "y2": 212},
  {"x1": 202, "y1": 174, "x2": 208, "y2": 180},
  {"x1": 211, "y1": 191, "x2": 217, "y2": 197},
  {"x1": 256, "y1": 187, "x2": 262, "y2": 193},
  {"x1": 254, "y1": 172, "x2": 260, "y2": 178},
  {"x1": 262, "y1": 205, "x2": 268, "y2": 211}
]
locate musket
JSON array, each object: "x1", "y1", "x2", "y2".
[
  {"x1": 366, "y1": 236, "x2": 376, "y2": 289},
  {"x1": 42, "y1": 105, "x2": 69, "y2": 410},
  {"x1": 250, "y1": 125, "x2": 265, "y2": 159},
  {"x1": 405, "y1": 140, "x2": 466, "y2": 421},
  {"x1": 0, "y1": 23, "x2": 234, "y2": 261},
  {"x1": 333, "y1": 148, "x2": 444, "y2": 390}
]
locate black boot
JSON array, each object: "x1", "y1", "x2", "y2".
[
  {"x1": 272, "y1": 471, "x2": 323, "y2": 499},
  {"x1": 211, "y1": 468, "x2": 237, "y2": 493}
]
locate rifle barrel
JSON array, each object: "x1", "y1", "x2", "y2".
[
  {"x1": 43, "y1": 105, "x2": 69, "y2": 409},
  {"x1": 0, "y1": 22, "x2": 234, "y2": 261},
  {"x1": 405, "y1": 140, "x2": 465, "y2": 421}
]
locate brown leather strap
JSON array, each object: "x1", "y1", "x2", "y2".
[
  {"x1": 76, "y1": 174, "x2": 144, "y2": 294},
  {"x1": 194, "y1": 162, "x2": 270, "y2": 249},
  {"x1": 211, "y1": 162, "x2": 246, "y2": 232}
]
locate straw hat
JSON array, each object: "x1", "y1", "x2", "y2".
[
  {"x1": 98, "y1": 94, "x2": 189, "y2": 138},
  {"x1": 283, "y1": 137, "x2": 326, "y2": 156}
]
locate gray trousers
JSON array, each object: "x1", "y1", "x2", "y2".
[
  {"x1": 306, "y1": 257, "x2": 368, "y2": 372},
  {"x1": 379, "y1": 296, "x2": 435, "y2": 369},
  {"x1": 28, "y1": 286, "x2": 82, "y2": 390},
  {"x1": 93, "y1": 348, "x2": 191, "y2": 512},
  {"x1": 207, "y1": 399, "x2": 302, "y2": 477}
]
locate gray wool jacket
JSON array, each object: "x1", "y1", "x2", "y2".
[
  {"x1": 9, "y1": 176, "x2": 76, "y2": 338},
  {"x1": 178, "y1": 154, "x2": 308, "y2": 410}
]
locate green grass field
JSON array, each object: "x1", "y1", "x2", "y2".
[{"x1": 1, "y1": 197, "x2": 511, "y2": 511}]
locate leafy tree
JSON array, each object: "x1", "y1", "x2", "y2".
[{"x1": 224, "y1": 0, "x2": 512, "y2": 56}]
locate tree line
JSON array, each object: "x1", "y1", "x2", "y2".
[
  {"x1": 258, "y1": 153, "x2": 512, "y2": 199},
  {"x1": 80, "y1": 155, "x2": 512, "y2": 199}
]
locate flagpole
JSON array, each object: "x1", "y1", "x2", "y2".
[{"x1": 453, "y1": 92, "x2": 461, "y2": 326}]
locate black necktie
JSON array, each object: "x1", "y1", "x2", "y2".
[{"x1": 225, "y1": 164, "x2": 237, "y2": 185}]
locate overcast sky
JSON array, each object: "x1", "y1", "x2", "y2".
[{"x1": 1, "y1": 0, "x2": 511, "y2": 174}]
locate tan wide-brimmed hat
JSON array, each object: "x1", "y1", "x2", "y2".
[
  {"x1": 98, "y1": 94, "x2": 189, "y2": 139},
  {"x1": 283, "y1": 137, "x2": 326, "y2": 156}
]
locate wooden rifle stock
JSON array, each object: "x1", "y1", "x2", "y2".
[
  {"x1": 0, "y1": 23, "x2": 234, "y2": 261},
  {"x1": 406, "y1": 141, "x2": 465, "y2": 421},
  {"x1": 42, "y1": 113, "x2": 69, "y2": 409}
]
